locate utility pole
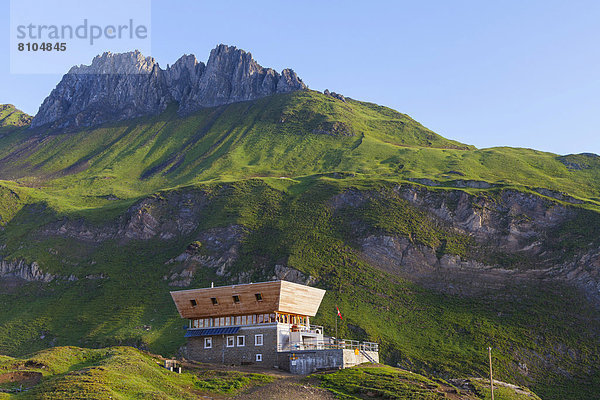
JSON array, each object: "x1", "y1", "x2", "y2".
[{"x1": 488, "y1": 346, "x2": 494, "y2": 400}]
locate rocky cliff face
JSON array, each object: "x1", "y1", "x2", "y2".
[
  {"x1": 32, "y1": 182, "x2": 600, "y2": 307},
  {"x1": 31, "y1": 45, "x2": 306, "y2": 129},
  {"x1": 354, "y1": 185, "x2": 600, "y2": 304},
  {"x1": 171, "y1": 45, "x2": 306, "y2": 114},
  {"x1": 31, "y1": 51, "x2": 169, "y2": 129},
  {"x1": 0, "y1": 259, "x2": 55, "y2": 282}
]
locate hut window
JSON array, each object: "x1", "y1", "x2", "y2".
[
  {"x1": 256, "y1": 353, "x2": 262, "y2": 362},
  {"x1": 204, "y1": 337, "x2": 212, "y2": 349},
  {"x1": 255, "y1": 293, "x2": 263, "y2": 301},
  {"x1": 226, "y1": 336, "x2": 235, "y2": 347},
  {"x1": 211, "y1": 297, "x2": 218, "y2": 305},
  {"x1": 255, "y1": 334, "x2": 263, "y2": 346},
  {"x1": 237, "y1": 336, "x2": 245, "y2": 347},
  {"x1": 190, "y1": 299, "x2": 197, "y2": 307},
  {"x1": 232, "y1": 295, "x2": 240, "y2": 303}
]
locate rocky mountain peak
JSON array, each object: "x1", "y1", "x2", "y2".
[
  {"x1": 206, "y1": 44, "x2": 260, "y2": 74},
  {"x1": 68, "y1": 50, "x2": 159, "y2": 75},
  {"x1": 31, "y1": 45, "x2": 307, "y2": 129}
]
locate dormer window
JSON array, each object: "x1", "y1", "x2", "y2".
[
  {"x1": 211, "y1": 297, "x2": 218, "y2": 305},
  {"x1": 190, "y1": 299, "x2": 197, "y2": 307},
  {"x1": 255, "y1": 293, "x2": 263, "y2": 301},
  {"x1": 232, "y1": 295, "x2": 240, "y2": 303}
]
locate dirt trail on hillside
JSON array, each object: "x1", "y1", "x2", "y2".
[
  {"x1": 178, "y1": 360, "x2": 336, "y2": 400},
  {"x1": 232, "y1": 375, "x2": 336, "y2": 400}
]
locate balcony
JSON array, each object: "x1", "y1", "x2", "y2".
[
  {"x1": 281, "y1": 335, "x2": 379, "y2": 353},
  {"x1": 290, "y1": 324, "x2": 323, "y2": 334}
]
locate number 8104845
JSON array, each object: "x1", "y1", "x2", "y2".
[{"x1": 18, "y1": 42, "x2": 66, "y2": 51}]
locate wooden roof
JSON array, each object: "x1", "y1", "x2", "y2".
[{"x1": 170, "y1": 280, "x2": 326, "y2": 319}]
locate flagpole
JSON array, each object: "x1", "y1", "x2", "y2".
[
  {"x1": 335, "y1": 310, "x2": 338, "y2": 343},
  {"x1": 335, "y1": 305, "x2": 342, "y2": 347}
]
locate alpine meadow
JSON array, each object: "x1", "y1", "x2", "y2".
[{"x1": 0, "y1": 45, "x2": 599, "y2": 400}]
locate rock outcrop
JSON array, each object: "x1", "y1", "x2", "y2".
[
  {"x1": 31, "y1": 51, "x2": 169, "y2": 129},
  {"x1": 31, "y1": 45, "x2": 307, "y2": 129},
  {"x1": 326, "y1": 184, "x2": 600, "y2": 305},
  {"x1": 362, "y1": 185, "x2": 600, "y2": 304},
  {"x1": 172, "y1": 45, "x2": 306, "y2": 114},
  {"x1": 272, "y1": 264, "x2": 316, "y2": 286},
  {"x1": 323, "y1": 89, "x2": 346, "y2": 102},
  {"x1": 40, "y1": 189, "x2": 211, "y2": 243},
  {"x1": 164, "y1": 225, "x2": 244, "y2": 287},
  {"x1": 35, "y1": 182, "x2": 600, "y2": 306},
  {"x1": 0, "y1": 259, "x2": 55, "y2": 282}
]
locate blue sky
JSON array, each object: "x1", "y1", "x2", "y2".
[{"x1": 1, "y1": 0, "x2": 598, "y2": 155}]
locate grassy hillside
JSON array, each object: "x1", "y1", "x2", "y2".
[
  {"x1": 1, "y1": 91, "x2": 599, "y2": 399},
  {"x1": 0, "y1": 346, "x2": 541, "y2": 400},
  {"x1": 0, "y1": 178, "x2": 598, "y2": 399},
  {"x1": 0, "y1": 91, "x2": 598, "y2": 213},
  {"x1": 0, "y1": 346, "x2": 273, "y2": 399},
  {"x1": 315, "y1": 364, "x2": 541, "y2": 400},
  {"x1": 0, "y1": 105, "x2": 31, "y2": 131}
]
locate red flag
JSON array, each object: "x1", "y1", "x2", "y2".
[{"x1": 336, "y1": 306, "x2": 343, "y2": 320}]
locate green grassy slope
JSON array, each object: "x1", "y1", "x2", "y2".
[
  {"x1": 0, "y1": 91, "x2": 598, "y2": 213},
  {"x1": 0, "y1": 347, "x2": 540, "y2": 400},
  {"x1": 0, "y1": 346, "x2": 272, "y2": 399},
  {"x1": 1, "y1": 91, "x2": 599, "y2": 399},
  {"x1": 315, "y1": 364, "x2": 541, "y2": 400},
  {"x1": 0, "y1": 105, "x2": 31, "y2": 132},
  {"x1": 0, "y1": 179, "x2": 598, "y2": 399}
]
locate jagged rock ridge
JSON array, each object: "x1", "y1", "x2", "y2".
[{"x1": 31, "y1": 45, "x2": 307, "y2": 129}]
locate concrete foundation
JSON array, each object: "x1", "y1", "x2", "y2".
[{"x1": 279, "y1": 349, "x2": 380, "y2": 375}]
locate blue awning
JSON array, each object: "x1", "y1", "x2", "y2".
[{"x1": 185, "y1": 327, "x2": 240, "y2": 337}]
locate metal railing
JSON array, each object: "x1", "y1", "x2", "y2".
[
  {"x1": 330, "y1": 339, "x2": 379, "y2": 352},
  {"x1": 297, "y1": 324, "x2": 323, "y2": 334},
  {"x1": 278, "y1": 337, "x2": 379, "y2": 352}
]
